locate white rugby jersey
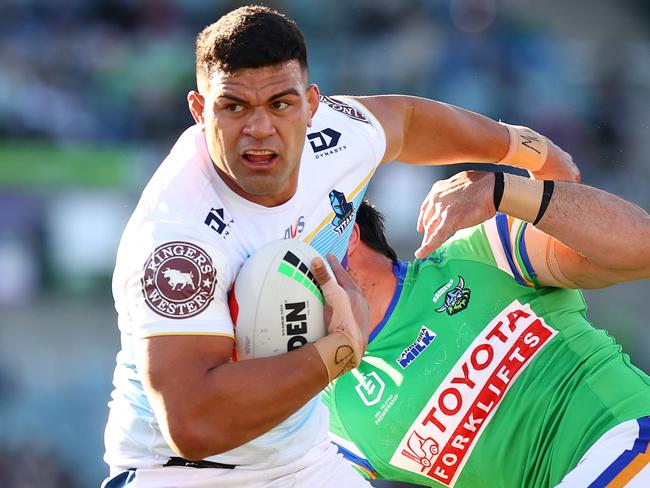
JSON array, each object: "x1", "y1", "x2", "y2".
[{"x1": 104, "y1": 96, "x2": 386, "y2": 470}]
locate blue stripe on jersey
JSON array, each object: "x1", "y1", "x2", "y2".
[
  {"x1": 495, "y1": 213, "x2": 528, "y2": 286},
  {"x1": 102, "y1": 470, "x2": 136, "y2": 488},
  {"x1": 518, "y1": 222, "x2": 537, "y2": 279},
  {"x1": 588, "y1": 416, "x2": 650, "y2": 487},
  {"x1": 333, "y1": 442, "x2": 378, "y2": 478},
  {"x1": 369, "y1": 260, "x2": 407, "y2": 343}
]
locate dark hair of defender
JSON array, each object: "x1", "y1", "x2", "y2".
[
  {"x1": 356, "y1": 200, "x2": 398, "y2": 265},
  {"x1": 195, "y1": 5, "x2": 308, "y2": 82}
]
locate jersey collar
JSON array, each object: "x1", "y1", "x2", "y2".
[{"x1": 368, "y1": 259, "x2": 407, "y2": 343}]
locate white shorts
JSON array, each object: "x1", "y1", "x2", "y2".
[
  {"x1": 556, "y1": 416, "x2": 650, "y2": 488},
  {"x1": 101, "y1": 439, "x2": 370, "y2": 488}
]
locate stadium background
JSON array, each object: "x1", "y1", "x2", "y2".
[{"x1": 1, "y1": 0, "x2": 649, "y2": 486}]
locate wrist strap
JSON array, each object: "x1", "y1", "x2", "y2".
[
  {"x1": 498, "y1": 123, "x2": 548, "y2": 171},
  {"x1": 500, "y1": 173, "x2": 543, "y2": 222},
  {"x1": 533, "y1": 180, "x2": 554, "y2": 225},
  {"x1": 493, "y1": 172, "x2": 505, "y2": 211},
  {"x1": 313, "y1": 333, "x2": 357, "y2": 382}
]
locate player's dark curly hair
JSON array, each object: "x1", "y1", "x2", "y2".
[
  {"x1": 356, "y1": 200, "x2": 398, "y2": 265},
  {"x1": 195, "y1": 5, "x2": 308, "y2": 90}
]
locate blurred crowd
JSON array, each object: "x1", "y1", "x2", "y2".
[
  {"x1": 1, "y1": 0, "x2": 647, "y2": 161},
  {"x1": 1, "y1": 1, "x2": 649, "y2": 486}
]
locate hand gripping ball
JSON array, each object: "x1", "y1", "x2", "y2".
[{"x1": 229, "y1": 239, "x2": 329, "y2": 360}]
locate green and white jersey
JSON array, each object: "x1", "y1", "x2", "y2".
[{"x1": 322, "y1": 213, "x2": 650, "y2": 487}]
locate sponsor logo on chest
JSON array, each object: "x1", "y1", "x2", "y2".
[
  {"x1": 307, "y1": 128, "x2": 347, "y2": 159},
  {"x1": 389, "y1": 300, "x2": 556, "y2": 486},
  {"x1": 284, "y1": 216, "x2": 305, "y2": 239},
  {"x1": 397, "y1": 326, "x2": 437, "y2": 369}
]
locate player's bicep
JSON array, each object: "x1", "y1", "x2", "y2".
[
  {"x1": 137, "y1": 334, "x2": 234, "y2": 394},
  {"x1": 135, "y1": 334, "x2": 234, "y2": 452},
  {"x1": 350, "y1": 95, "x2": 409, "y2": 164},
  {"x1": 524, "y1": 225, "x2": 620, "y2": 289}
]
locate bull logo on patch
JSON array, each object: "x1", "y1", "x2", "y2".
[
  {"x1": 435, "y1": 276, "x2": 471, "y2": 315},
  {"x1": 162, "y1": 268, "x2": 195, "y2": 291}
]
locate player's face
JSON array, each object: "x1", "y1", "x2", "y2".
[{"x1": 199, "y1": 61, "x2": 319, "y2": 207}]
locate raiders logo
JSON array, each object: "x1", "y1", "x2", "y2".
[{"x1": 142, "y1": 241, "x2": 216, "y2": 319}]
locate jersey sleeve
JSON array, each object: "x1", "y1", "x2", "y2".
[
  {"x1": 114, "y1": 220, "x2": 235, "y2": 339},
  {"x1": 324, "y1": 95, "x2": 387, "y2": 168},
  {"x1": 446, "y1": 213, "x2": 539, "y2": 287}
]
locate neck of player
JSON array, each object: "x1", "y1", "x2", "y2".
[{"x1": 348, "y1": 245, "x2": 398, "y2": 334}]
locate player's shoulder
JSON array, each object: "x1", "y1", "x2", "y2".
[
  {"x1": 439, "y1": 221, "x2": 493, "y2": 258},
  {"x1": 311, "y1": 94, "x2": 387, "y2": 163},
  {"x1": 127, "y1": 125, "x2": 220, "y2": 236},
  {"x1": 116, "y1": 125, "x2": 237, "y2": 279},
  {"x1": 145, "y1": 125, "x2": 213, "y2": 203},
  {"x1": 317, "y1": 95, "x2": 374, "y2": 125}
]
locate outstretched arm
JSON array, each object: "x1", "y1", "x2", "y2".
[
  {"x1": 414, "y1": 171, "x2": 650, "y2": 288},
  {"x1": 353, "y1": 95, "x2": 580, "y2": 182}
]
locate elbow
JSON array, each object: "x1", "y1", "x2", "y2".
[
  {"x1": 165, "y1": 417, "x2": 209, "y2": 461},
  {"x1": 164, "y1": 414, "x2": 232, "y2": 460}
]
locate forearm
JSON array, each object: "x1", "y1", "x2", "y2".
[
  {"x1": 143, "y1": 339, "x2": 329, "y2": 461},
  {"x1": 194, "y1": 344, "x2": 328, "y2": 455},
  {"x1": 500, "y1": 174, "x2": 650, "y2": 279},
  {"x1": 538, "y1": 183, "x2": 650, "y2": 277}
]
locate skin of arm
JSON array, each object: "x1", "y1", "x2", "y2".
[
  {"x1": 351, "y1": 95, "x2": 579, "y2": 183},
  {"x1": 524, "y1": 182, "x2": 650, "y2": 288},
  {"x1": 413, "y1": 170, "x2": 650, "y2": 289},
  {"x1": 138, "y1": 335, "x2": 328, "y2": 461},
  {"x1": 354, "y1": 95, "x2": 510, "y2": 165}
]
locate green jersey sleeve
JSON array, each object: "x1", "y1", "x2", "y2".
[{"x1": 444, "y1": 213, "x2": 539, "y2": 287}]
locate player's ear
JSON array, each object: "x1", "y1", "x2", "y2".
[
  {"x1": 348, "y1": 223, "x2": 361, "y2": 256},
  {"x1": 305, "y1": 84, "x2": 320, "y2": 128},
  {"x1": 188, "y1": 91, "x2": 205, "y2": 125}
]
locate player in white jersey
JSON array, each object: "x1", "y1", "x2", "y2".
[{"x1": 103, "y1": 5, "x2": 580, "y2": 487}]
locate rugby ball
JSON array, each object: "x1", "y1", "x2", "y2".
[{"x1": 229, "y1": 239, "x2": 329, "y2": 360}]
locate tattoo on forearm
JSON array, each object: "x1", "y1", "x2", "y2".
[{"x1": 333, "y1": 345, "x2": 355, "y2": 378}]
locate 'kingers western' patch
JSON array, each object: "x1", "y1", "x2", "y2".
[
  {"x1": 329, "y1": 189, "x2": 354, "y2": 235},
  {"x1": 433, "y1": 276, "x2": 471, "y2": 315},
  {"x1": 142, "y1": 241, "x2": 216, "y2": 319}
]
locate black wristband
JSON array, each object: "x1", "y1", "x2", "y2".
[
  {"x1": 533, "y1": 180, "x2": 554, "y2": 225},
  {"x1": 493, "y1": 172, "x2": 505, "y2": 211}
]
